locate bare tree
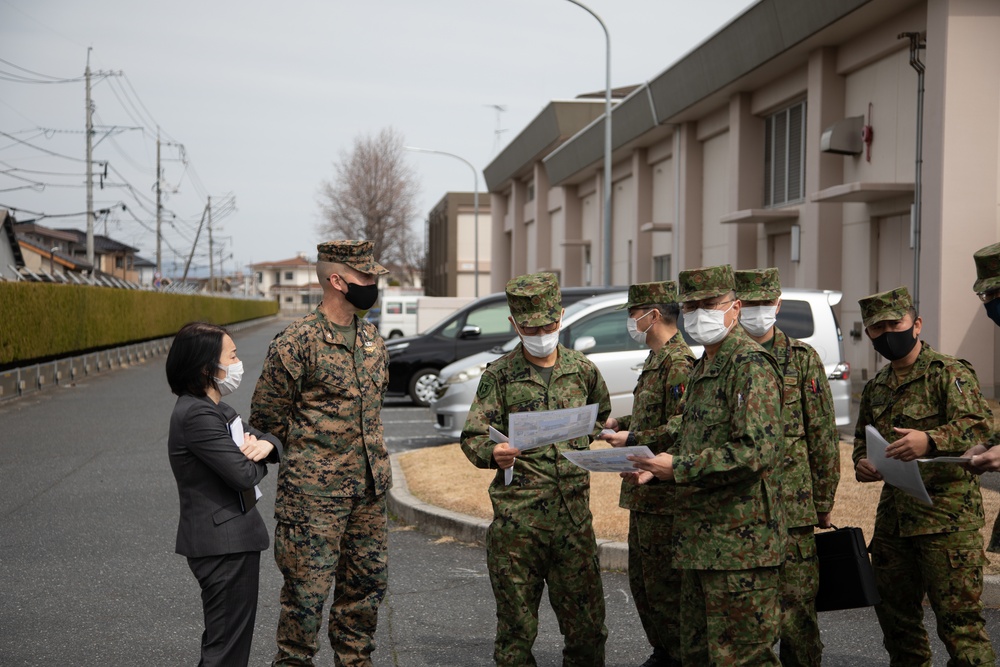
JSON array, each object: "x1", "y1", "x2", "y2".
[{"x1": 317, "y1": 128, "x2": 421, "y2": 279}]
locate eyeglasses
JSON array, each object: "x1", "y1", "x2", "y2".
[
  {"x1": 680, "y1": 299, "x2": 734, "y2": 314},
  {"x1": 977, "y1": 290, "x2": 1000, "y2": 304},
  {"x1": 516, "y1": 320, "x2": 560, "y2": 336}
]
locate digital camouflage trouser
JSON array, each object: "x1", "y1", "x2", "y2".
[
  {"x1": 629, "y1": 510, "x2": 681, "y2": 666},
  {"x1": 680, "y1": 565, "x2": 782, "y2": 666},
  {"x1": 871, "y1": 527, "x2": 995, "y2": 666},
  {"x1": 486, "y1": 514, "x2": 607, "y2": 666},
  {"x1": 778, "y1": 526, "x2": 822, "y2": 667},
  {"x1": 272, "y1": 492, "x2": 388, "y2": 667}
]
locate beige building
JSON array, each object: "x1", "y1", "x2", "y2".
[
  {"x1": 251, "y1": 253, "x2": 322, "y2": 314},
  {"x1": 425, "y1": 192, "x2": 492, "y2": 297},
  {"x1": 484, "y1": 0, "x2": 1000, "y2": 395}
]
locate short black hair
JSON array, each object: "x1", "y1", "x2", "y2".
[
  {"x1": 165, "y1": 322, "x2": 228, "y2": 396},
  {"x1": 651, "y1": 303, "x2": 680, "y2": 326}
]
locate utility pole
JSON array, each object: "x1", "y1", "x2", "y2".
[
  {"x1": 155, "y1": 129, "x2": 162, "y2": 275},
  {"x1": 207, "y1": 195, "x2": 214, "y2": 292},
  {"x1": 182, "y1": 201, "x2": 209, "y2": 281},
  {"x1": 85, "y1": 49, "x2": 95, "y2": 268}
]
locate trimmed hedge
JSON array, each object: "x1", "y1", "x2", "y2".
[{"x1": 0, "y1": 282, "x2": 278, "y2": 364}]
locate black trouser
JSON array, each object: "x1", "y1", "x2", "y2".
[{"x1": 187, "y1": 551, "x2": 261, "y2": 667}]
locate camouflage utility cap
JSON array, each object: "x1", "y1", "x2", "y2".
[
  {"x1": 506, "y1": 272, "x2": 562, "y2": 327},
  {"x1": 617, "y1": 281, "x2": 678, "y2": 311},
  {"x1": 734, "y1": 268, "x2": 781, "y2": 302},
  {"x1": 678, "y1": 265, "x2": 735, "y2": 303},
  {"x1": 859, "y1": 286, "x2": 913, "y2": 328},
  {"x1": 316, "y1": 240, "x2": 389, "y2": 275},
  {"x1": 973, "y1": 242, "x2": 1000, "y2": 294}
]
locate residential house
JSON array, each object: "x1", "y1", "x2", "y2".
[{"x1": 252, "y1": 253, "x2": 322, "y2": 314}]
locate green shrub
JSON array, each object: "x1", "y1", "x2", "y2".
[{"x1": 0, "y1": 282, "x2": 278, "y2": 364}]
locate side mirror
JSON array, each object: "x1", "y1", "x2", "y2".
[
  {"x1": 573, "y1": 336, "x2": 597, "y2": 353},
  {"x1": 459, "y1": 325, "x2": 482, "y2": 339}
]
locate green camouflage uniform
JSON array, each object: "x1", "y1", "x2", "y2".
[
  {"x1": 852, "y1": 286, "x2": 995, "y2": 666},
  {"x1": 736, "y1": 268, "x2": 840, "y2": 667},
  {"x1": 460, "y1": 272, "x2": 611, "y2": 667},
  {"x1": 250, "y1": 240, "x2": 391, "y2": 667},
  {"x1": 973, "y1": 243, "x2": 1000, "y2": 552},
  {"x1": 614, "y1": 281, "x2": 693, "y2": 666},
  {"x1": 672, "y1": 265, "x2": 786, "y2": 667}
]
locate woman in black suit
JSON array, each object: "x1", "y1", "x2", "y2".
[{"x1": 166, "y1": 322, "x2": 281, "y2": 667}]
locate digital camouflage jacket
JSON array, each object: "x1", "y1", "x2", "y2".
[
  {"x1": 669, "y1": 327, "x2": 787, "y2": 570},
  {"x1": 460, "y1": 344, "x2": 611, "y2": 530},
  {"x1": 852, "y1": 341, "x2": 990, "y2": 537},
  {"x1": 250, "y1": 308, "x2": 391, "y2": 499},
  {"x1": 765, "y1": 328, "x2": 840, "y2": 529},
  {"x1": 616, "y1": 331, "x2": 694, "y2": 514}
]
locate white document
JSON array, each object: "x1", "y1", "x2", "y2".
[
  {"x1": 865, "y1": 425, "x2": 932, "y2": 506},
  {"x1": 230, "y1": 417, "x2": 263, "y2": 500},
  {"x1": 562, "y1": 445, "x2": 655, "y2": 472},
  {"x1": 489, "y1": 404, "x2": 601, "y2": 486}
]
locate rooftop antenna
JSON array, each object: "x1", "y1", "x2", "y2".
[{"x1": 486, "y1": 104, "x2": 508, "y2": 154}]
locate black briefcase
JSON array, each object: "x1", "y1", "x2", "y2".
[{"x1": 814, "y1": 526, "x2": 880, "y2": 612}]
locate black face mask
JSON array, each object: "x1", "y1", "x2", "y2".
[
  {"x1": 342, "y1": 281, "x2": 379, "y2": 311},
  {"x1": 985, "y1": 299, "x2": 1000, "y2": 327},
  {"x1": 871, "y1": 325, "x2": 918, "y2": 361}
]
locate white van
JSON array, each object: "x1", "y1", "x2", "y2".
[{"x1": 378, "y1": 296, "x2": 419, "y2": 339}]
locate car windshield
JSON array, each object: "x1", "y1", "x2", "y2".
[{"x1": 499, "y1": 299, "x2": 601, "y2": 352}]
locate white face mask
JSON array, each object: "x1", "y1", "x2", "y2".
[
  {"x1": 626, "y1": 309, "x2": 655, "y2": 345},
  {"x1": 519, "y1": 328, "x2": 560, "y2": 358},
  {"x1": 214, "y1": 360, "x2": 244, "y2": 396},
  {"x1": 683, "y1": 302, "x2": 735, "y2": 346},
  {"x1": 740, "y1": 305, "x2": 778, "y2": 337}
]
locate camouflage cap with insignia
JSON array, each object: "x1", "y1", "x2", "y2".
[
  {"x1": 617, "y1": 281, "x2": 678, "y2": 310},
  {"x1": 973, "y1": 242, "x2": 1000, "y2": 294},
  {"x1": 677, "y1": 265, "x2": 735, "y2": 303},
  {"x1": 316, "y1": 239, "x2": 389, "y2": 276},
  {"x1": 506, "y1": 272, "x2": 562, "y2": 327},
  {"x1": 859, "y1": 286, "x2": 914, "y2": 329},
  {"x1": 734, "y1": 268, "x2": 782, "y2": 302}
]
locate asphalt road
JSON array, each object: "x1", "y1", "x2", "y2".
[{"x1": 1, "y1": 317, "x2": 998, "y2": 666}]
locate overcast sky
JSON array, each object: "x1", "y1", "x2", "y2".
[{"x1": 1, "y1": 0, "x2": 753, "y2": 276}]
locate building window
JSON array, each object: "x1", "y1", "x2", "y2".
[
  {"x1": 764, "y1": 101, "x2": 806, "y2": 207},
  {"x1": 653, "y1": 255, "x2": 671, "y2": 281},
  {"x1": 285, "y1": 296, "x2": 293, "y2": 303},
  {"x1": 526, "y1": 181, "x2": 535, "y2": 202},
  {"x1": 284, "y1": 271, "x2": 294, "y2": 280},
  {"x1": 115, "y1": 256, "x2": 124, "y2": 269}
]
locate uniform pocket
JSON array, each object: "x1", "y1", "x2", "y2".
[{"x1": 704, "y1": 569, "x2": 780, "y2": 645}]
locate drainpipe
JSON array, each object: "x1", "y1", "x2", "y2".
[{"x1": 900, "y1": 31, "x2": 925, "y2": 312}]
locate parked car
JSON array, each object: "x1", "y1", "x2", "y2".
[
  {"x1": 385, "y1": 286, "x2": 626, "y2": 406},
  {"x1": 430, "y1": 288, "x2": 851, "y2": 439}
]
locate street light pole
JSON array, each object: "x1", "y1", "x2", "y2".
[
  {"x1": 405, "y1": 147, "x2": 480, "y2": 297},
  {"x1": 564, "y1": 0, "x2": 612, "y2": 286}
]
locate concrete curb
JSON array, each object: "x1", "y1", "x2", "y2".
[
  {"x1": 388, "y1": 454, "x2": 1000, "y2": 604},
  {"x1": 388, "y1": 454, "x2": 630, "y2": 571}
]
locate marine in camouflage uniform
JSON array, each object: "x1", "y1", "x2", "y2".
[
  {"x1": 629, "y1": 265, "x2": 786, "y2": 666},
  {"x1": 460, "y1": 272, "x2": 611, "y2": 667},
  {"x1": 735, "y1": 269, "x2": 840, "y2": 667},
  {"x1": 852, "y1": 286, "x2": 995, "y2": 666},
  {"x1": 965, "y1": 243, "x2": 1000, "y2": 552},
  {"x1": 602, "y1": 281, "x2": 693, "y2": 667},
  {"x1": 250, "y1": 240, "x2": 391, "y2": 667}
]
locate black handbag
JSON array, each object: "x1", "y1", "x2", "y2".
[{"x1": 814, "y1": 526, "x2": 881, "y2": 612}]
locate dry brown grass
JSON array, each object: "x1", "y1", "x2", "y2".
[{"x1": 399, "y1": 440, "x2": 1000, "y2": 574}]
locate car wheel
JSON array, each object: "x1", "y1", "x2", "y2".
[
  {"x1": 408, "y1": 368, "x2": 440, "y2": 407},
  {"x1": 388, "y1": 330, "x2": 404, "y2": 339}
]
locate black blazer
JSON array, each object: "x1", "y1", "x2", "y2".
[{"x1": 168, "y1": 394, "x2": 282, "y2": 558}]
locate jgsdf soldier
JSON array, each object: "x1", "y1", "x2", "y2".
[
  {"x1": 627, "y1": 265, "x2": 786, "y2": 666},
  {"x1": 735, "y1": 268, "x2": 840, "y2": 667},
  {"x1": 852, "y1": 286, "x2": 995, "y2": 666},
  {"x1": 460, "y1": 272, "x2": 611, "y2": 666},
  {"x1": 965, "y1": 243, "x2": 1000, "y2": 552},
  {"x1": 250, "y1": 240, "x2": 391, "y2": 667},
  {"x1": 599, "y1": 281, "x2": 693, "y2": 667}
]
